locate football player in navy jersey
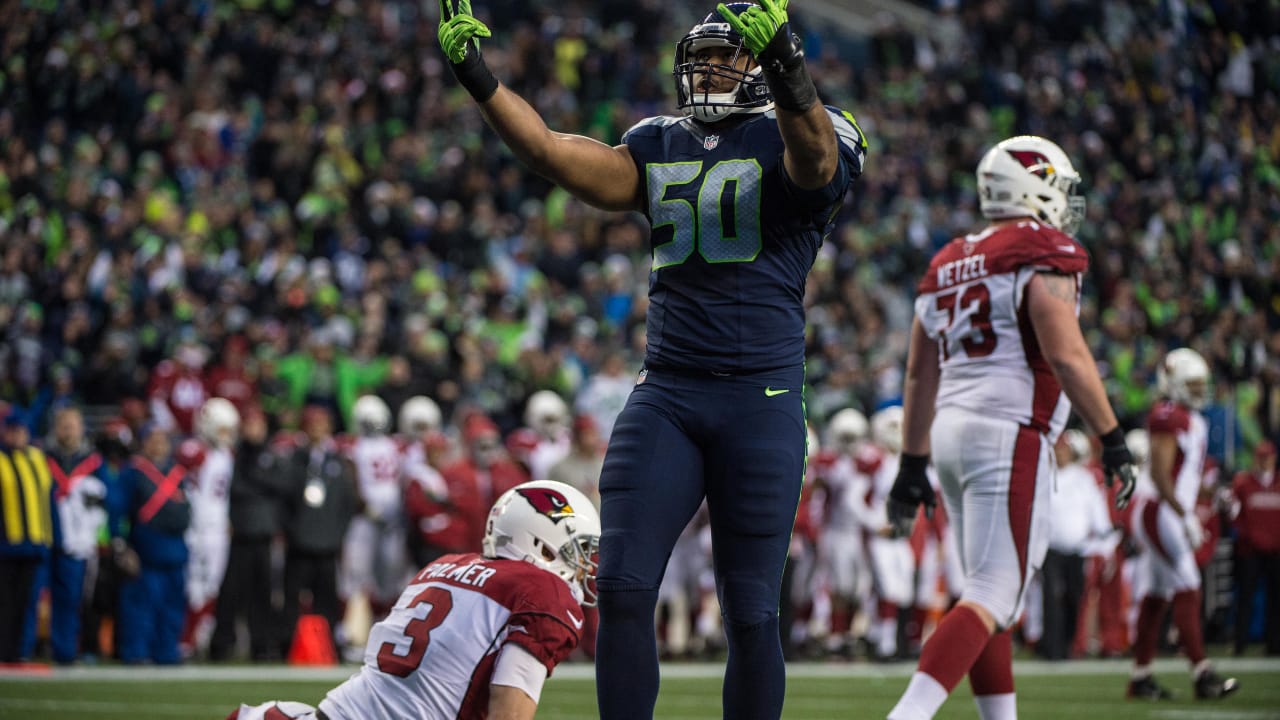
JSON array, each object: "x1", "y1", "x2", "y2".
[{"x1": 439, "y1": 1, "x2": 866, "y2": 717}]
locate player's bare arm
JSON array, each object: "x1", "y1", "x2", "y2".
[
  {"x1": 901, "y1": 317, "x2": 940, "y2": 457},
  {"x1": 437, "y1": 0, "x2": 641, "y2": 212},
  {"x1": 717, "y1": 0, "x2": 838, "y2": 189},
  {"x1": 1029, "y1": 270, "x2": 1136, "y2": 506},
  {"x1": 885, "y1": 317, "x2": 939, "y2": 538},
  {"x1": 488, "y1": 684, "x2": 539, "y2": 720},
  {"x1": 478, "y1": 88, "x2": 642, "y2": 212},
  {"x1": 1027, "y1": 271, "x2": 1119, "y2": 435},
  {"x1": 1148, "y1": 431, "x2": 1186, "y2": 516}
]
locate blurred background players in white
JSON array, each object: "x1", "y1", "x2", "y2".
[
  {"x1": 341, "y1": 395, "x2": 410, "y2": 646},
  {"x1": 1126, "y1": 349, "x2": 1238, "y2": 700},
  {"x1": 1028, "y1": 429, "x2": 1117, "y2": 660},
  {"x1": 865, "y1": 406, "x2": 917, "y2": 661},
  {"x1": 523, "y1": 390, "x2": 572, "y2": 483},
  {"x1": 227, "y1": 480, "x2": 601, "y2": 720},
  {"x1": 179, "y1": 397, "x2": 240, "y2": 658},
  {"x1": 810, "y1": 408, "x2": 873, "y2": 657}
]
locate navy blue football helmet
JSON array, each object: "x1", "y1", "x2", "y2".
[{"x1": 673, "y1": 5, "x2": 774, "y2": 123}]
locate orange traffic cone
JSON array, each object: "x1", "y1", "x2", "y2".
[{"x1": 287, "y1": 614, "x2": 338, "y2": 666}]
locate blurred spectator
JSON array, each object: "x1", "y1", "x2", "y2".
[
  {"x1": 43, "y1": 406, "x2": 107, "y2": 665},
  {"x1": 279, "y1": 405, "x2": 356, "y2": 655},
  {"x1": 574, "y1": 350, "x2": 634, "y2": 441},
  {"x1": 205, "y1": 336, "x2": 259, "y2": 414},
  {"x1": 1229, "y1": 439, "x2": 1280, "y2": 656},
  {"x1": 439, "y1": 414, "x2": 529, "y2": 552},
  {"x1": 548, "y1": 415, "x2": 605, "y2": 507},
  {"x1": 0, "y1": 413, "x2": 53, "y2": 663},
  {"x1": 113, "y1": 423, "x2": 190, "y2": 665},
  {"x1": 1037, "y1": 431, "x2": 1116, "y2": 661},
  {"x1": 146, "y1": 342, "x2": 210, "y2": 435},
  {"x1": 80, "y1": 417, "x2": 133, "y2": 661},
  {"x1": 211, "y1": 408, "x2": 290, "y2": 662}
]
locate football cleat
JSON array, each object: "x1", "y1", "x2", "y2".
[
  {"x1": 1193, "y1": 670, "x2": 1240, "y2": 700},
  {"x1": 1126, "y1": 675, "x2": 1174, "y2": 700}
]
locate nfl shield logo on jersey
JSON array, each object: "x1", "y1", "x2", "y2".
[{"x1": 703, "y1": 135, "x2": 719, "y2": 151}]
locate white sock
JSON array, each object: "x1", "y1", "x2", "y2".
[
  {"x1": 887, "y1": 672, "x2": 949, "y2": 720},
  {"x1": 877, "y1": 618, "x2": 898, "y2": 656},
  {"x1": 974, "y1": 692, "x2": 1016, "y2": 720},
  {"x1": 1192, "y1": 659, "x2": 1212, "y2": 679},
  {"x1": 1130, "y1": 664, "x2": 1151, "y2": 681}
]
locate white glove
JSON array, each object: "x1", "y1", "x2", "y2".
[{"x1": 1183, "y1": 512, "x2": 1205, "y2": 550}]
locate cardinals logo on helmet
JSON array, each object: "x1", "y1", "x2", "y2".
[
  {"x1": 517, "y1": 487, "x2": 576, "y2": 523},
  {"x1": 1006, "y1": 149, "x2": 1055, "y2": 179}
]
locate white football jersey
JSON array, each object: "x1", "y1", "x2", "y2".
[
  {"x1": 821, "y1": 454, "x2": 872, "y2": 533},
  {"x1": 914, "y1": 221, "x2": 1088, "y2": 443},
  {"x1": 351, "y1": 435, "x2": 404, "y2": 519},
  {"x1": 1146, "y1": 399, "x2": 1208, "y2": 510},
  {"x1": 528, "y1": 434, "x2": 571, "y2": 483},
  {"x1": 188, "y1": 444, "x2": 233, "y2": 531},
  {"x1": 319, "y1": 553, "x2": 582, "y2": 720},
  {"x1": 865, "y1": 447, "x2": 897, "y2": 518}
]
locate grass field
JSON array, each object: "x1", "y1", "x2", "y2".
[{"x1": 1, "y1": 658, "x2": 1277, "y2": 719}]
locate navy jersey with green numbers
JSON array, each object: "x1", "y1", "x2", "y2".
[{"x1": 623, "y1": 106, "x2": 866, "y2": 373}]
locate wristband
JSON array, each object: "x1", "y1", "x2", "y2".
[
  {"x1": 757, "y1": 24, "x2": 818, "y2": 113},
  {"x1": 450, "y1": 50, "x2": 499, "y2": 103},
  {"x1": 1100, "y1": 426, "x2": 1125, "y2": 448},
  {"x1": 900, "y1": 453, "x2": 930, "y2": 474}
]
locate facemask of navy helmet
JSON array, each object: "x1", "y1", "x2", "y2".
[{"x1": 674, "y1": 4, "x2": 775, "y2": 123}]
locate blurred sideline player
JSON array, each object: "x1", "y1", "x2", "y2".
[
  {"x1": 179, "y1": 397, "x2": 239, "y2": 658},
  {"x1": 864, "y1": 406, "x2": 917, "y2": 660},
  {"x1": 810, "y1": 408, "x2": 872, "y2": 656},
  {"x1": 436, "y1": 0, "x2": 866, "y2": 715},
  {"x1": 523, "y1": 391, "x2": 571, "y2": 482},
  {"x1": 1125, "y1": 349, "x2": 1238, "y2": 700},
  {"x1": 341, "y1": 395, "x2": 410, "y2": 643},
  {"x1": 884, "y1": 135, "x2": 1137, "y2": 720},
  {"x1": 227, "y1": 480, "x2": 600, "y2": 720}
]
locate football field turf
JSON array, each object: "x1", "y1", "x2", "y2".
[{"x1": 1, "y1": 658, "x2": 1277, "y2": 719}]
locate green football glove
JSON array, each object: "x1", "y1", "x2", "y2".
[
  {"x1": 717, "y1": 0, "x2": 817, "y2": 112},
  {"x1": 437, "y1": 0, "x2": 499, "y2": 101},
  {"x1": 438, "y1": 0, "x2": 491, "y2": 65},
  {"x1": 716, "y1": 0, "x2": 789, "y2": 58}
]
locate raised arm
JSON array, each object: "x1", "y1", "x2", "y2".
[
  {"x1": 476, "y1": 88, "x2": 642, "y2": 212},
  {"x1": 1027, "y1": 270, "x2": 1136, "y2": 507},
  {"x1": 718, "y1": 0, "x2": 839, "y2": 189},
  {"x1": 438, "y1": 0, "x2": 642, "y2": 212}
]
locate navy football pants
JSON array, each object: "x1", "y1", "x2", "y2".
[{"x1": 595, "y1": 365, "x2": 806, "y2": 720}]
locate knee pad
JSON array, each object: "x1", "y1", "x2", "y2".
[{"x1": 597, "y1": 587, "x2": 658, "y2": 624}]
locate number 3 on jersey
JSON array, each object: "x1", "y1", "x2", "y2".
[
  {"x1": 376, "y1": 586, "x2": 454, "y2": 677},
  {"x1": 648, "y1": 160, "x2": 762, "y2": 269},
  {"x1": 935, "y1": 283, "x2": 996, "y2": 360}
]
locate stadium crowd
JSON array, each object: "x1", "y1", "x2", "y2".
[{"x1": 1, "y1": 0, "x2": 1278, "y2": 668}]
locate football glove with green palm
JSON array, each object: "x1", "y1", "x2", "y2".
[
  {"x1": 716, "y1": 0, "x2": 817, "y2": 112},
  {"x1": 438, "y1": 0, "x2": 498, "y2": 102}
]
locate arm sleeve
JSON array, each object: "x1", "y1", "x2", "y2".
[
  {"x1": 491, "y1": 642, "x2": 549, "y2": 705},
  {"x1": 503, "y1": 609, "x2": 579, "y2": 674}
]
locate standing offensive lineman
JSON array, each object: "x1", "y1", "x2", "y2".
[
  {"x1": 883, "y1": 136, "x2": 1137, "y2": 720},
  {"x1": 1126, "y1": 348, "x2": 1238, "y2": 700},
  {"x1": 227, "y1": 480, "x2": 600, "y2": 720},
  {"x1": 437, "y1": 1, "x2": 865, "y2": 717}
]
